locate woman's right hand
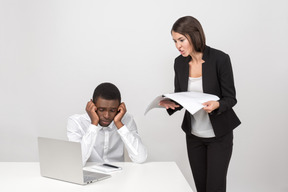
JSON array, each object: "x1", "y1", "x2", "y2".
[{"x1": 159, "y1": 99, "x2": 180, "y2": 110}]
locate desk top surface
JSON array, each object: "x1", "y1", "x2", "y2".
[{"x1": 0, "y1": 162, "x2": 193, "y2": 192}]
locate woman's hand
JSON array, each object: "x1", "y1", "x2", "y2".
[
  {"x1": 202, "y1": 101, "x2": 219, "y2": 113},
  {"x1": 159, "y1": 99, "x2": 180, "y2": 110}
]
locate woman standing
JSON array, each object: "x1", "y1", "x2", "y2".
[{"x1": 159, "y1": 16, "x2": 241, "y2": 192}]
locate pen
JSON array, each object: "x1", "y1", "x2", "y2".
[{"x1": 103, "y1": 163, "x2": 120, "y2": 169}]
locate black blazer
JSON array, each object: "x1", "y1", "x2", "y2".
[{"x1": 168, "y1": 46, "x2": 241, "y2": 137}]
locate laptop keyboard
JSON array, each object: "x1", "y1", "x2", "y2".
[
  {"x1": 84, "y1": 175, "x2": 97, "y2": 183},
  {"x1": 83, "y1": 171, "x2": 98, "y2": 183}
]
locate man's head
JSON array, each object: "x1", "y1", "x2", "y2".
[{"x1": 92, "y1": 82, "x2": 121, "y2": 127}]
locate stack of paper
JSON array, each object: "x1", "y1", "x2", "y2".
[{"x1": 145, "y1": 91, "x2": 219, "y2": 115}]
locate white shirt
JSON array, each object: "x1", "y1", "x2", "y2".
[
  {"x1": 67, "y1": 113, "x2": 147, "y2": 165},
  {"x1": 188, "y1": 77, "x2": 215, "y2": 138}
]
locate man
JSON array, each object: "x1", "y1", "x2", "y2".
[{"x1": 67, "y1": 82, "x2": 147, "y2": 165}]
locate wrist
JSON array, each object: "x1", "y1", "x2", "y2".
[
  {"x1": 216, "y1": 101, "x2": 220, "y2": 109},
  {"x1": 91, "y1": 120, "x2": 99, "y2": 126},
  {"x1": 114, "y1": 121, "x2": 124, "y2": 129}
]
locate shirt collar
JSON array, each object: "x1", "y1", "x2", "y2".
[{"x1": 101, "y1": 121, "x2": 115, "y2": 130}]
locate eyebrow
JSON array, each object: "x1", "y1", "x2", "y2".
[
  {"x1": 173, "y1": 36, "x2": 185, "y2": 41},
  {"x1": 98, "y1": 107, "x2": 118, "y2": 110}
]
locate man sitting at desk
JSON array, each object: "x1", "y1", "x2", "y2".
[{"x1": 67, "y1": 82, "x2": 147, "y2": 165}]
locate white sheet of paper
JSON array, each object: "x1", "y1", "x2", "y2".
[
  {"x1": 85, "y1": 164, "x2": 122, "y2": 174},
  {"x1": 144, "y1": 91, "x2": 219, "y2": 115}
]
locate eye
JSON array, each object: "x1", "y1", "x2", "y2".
[
  {"x1": 98, "y1": 108, "x2": 104, "y2": 112},
  {"x1": 180, "y1": 39, "x2": 185, "y2": 42}
]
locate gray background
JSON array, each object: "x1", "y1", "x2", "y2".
[{"x1": 1, "y1": 0, "x2": 288, "y2": 191}]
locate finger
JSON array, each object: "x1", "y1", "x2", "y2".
[
  {"x1": 118, "y1": 106, "x2": 122, "y2": 114},
  {"x1": 202, "y1": 101, "x2": 208, "y2": 105},
  {"x1": 86, "y1": 102, "x2": 92, "y2": 111},
  {"x1": 87, "y1": 102, "x2": 96, "y2": 112},
  {"x1": 120, "y1": 102, "x2": 127, "y2": 112},
  {"x1": 87, "y1": 102, "x2": 93, "y2": 111},
  {"x1": 118, "y1": 103, "x2": 123, "y2": 110},
  {"x1": 167, "y1": 104, "x2": 175, "y2": 110},
  {"x1": 91, "y1": 105, "x2": 96, "y2": 112}
]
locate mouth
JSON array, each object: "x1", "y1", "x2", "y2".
[{"x1": 100, "y1": 120, "x2": 111, "y2": 127}]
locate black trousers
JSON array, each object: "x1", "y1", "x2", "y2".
[{"x1": 186, "y1": 131, "x2": 233, "y2": 192}]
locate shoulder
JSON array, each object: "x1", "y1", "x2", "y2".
[
  {"x1": 205, "y1": 46, "x2": 230, "y2": 61},
  {"x1": 174, "y1": 55, "x2": 191, "y2": 71},
  {"x1": 174, "y1": 54, "x2": 190, "y2": 64},
  {"x1": 68, "y1": 113, "x2": 90, "y2": 122},
  {"x1": 204, "y1": 46, "x2": 233, "y2": 74},
  {"x1": 121, "y1": 113, "x2": 137, "y2": 131},
  {"x1": 121, "y1": 113, "x2": 134, "y2": 123}
]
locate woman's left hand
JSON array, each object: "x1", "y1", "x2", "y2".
[{"x1": 202, "y1": 101, "x2": 220, "y2": 113}]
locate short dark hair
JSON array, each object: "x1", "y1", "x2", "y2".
[
  {"x1": 92, "y1": 82, "x2": 121, "y2": 103},
  {"x1": 171, "y1": 16, "x2": 206, "y2": 53}
]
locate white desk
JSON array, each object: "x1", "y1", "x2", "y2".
[{"x1": 0, "y1": 162, "x2": 193, "y2": 192}]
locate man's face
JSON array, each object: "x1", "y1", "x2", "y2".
[{"x1": 95, "y1": 97, "x2": 120, "y2": 127}]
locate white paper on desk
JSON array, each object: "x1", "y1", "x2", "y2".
[
  {"x1": 145, "y1": 91, "x2": 219, "y2": 115},
  {"x1": 87, "y1": 164, "x2": 122, "y2": 174}
]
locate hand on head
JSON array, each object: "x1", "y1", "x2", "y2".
[
  {"x1": 86, "y1": 100, "x2": 99, "y2": 126},
  {"x1": 86, "y1": 99, "x2": 127, "y2": 129},
  {"x1": 113, "y1": 102, "x2": 126, "y2": 129}
]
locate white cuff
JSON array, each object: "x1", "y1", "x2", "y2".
[{"x1": 117, "y1": 125, "x2": 129, "y2": 135}]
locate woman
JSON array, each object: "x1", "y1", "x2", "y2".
[{"x1": 159, "y1": 16, "x2": 241, "y2": 192}]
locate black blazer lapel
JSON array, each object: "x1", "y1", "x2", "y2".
[{"x1": 175, "y1": 56, "x2": 190, "y2": 92}]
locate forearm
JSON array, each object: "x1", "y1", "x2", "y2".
[
  {"x1": 81, "y1": 125, "x2": 101, "y2": 165},
  {"x1": 217, "y1": 54, "x2": 238, "y2": 113},
  {"x1": 117, "y1": 126, "x2": 147, "y2": 163},
  {"x1": 67, "y1": 123, "x2": 100, "y2": 165}
]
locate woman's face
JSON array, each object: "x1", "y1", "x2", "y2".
[{"x1": 172, "y1": 31, "x2": 193, "y2": 57}]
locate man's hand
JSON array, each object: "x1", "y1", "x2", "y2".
[
  {"x1": 202, "y1": 101, "x2": 220, "y2": 113},
  {"x1": 86, "y1": 100, "x2": 99, "y2": 126},
  {"x1": 114, "y1": 102, "x2": 127, "y2": 129}
]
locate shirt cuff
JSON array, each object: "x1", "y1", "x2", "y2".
[{"x1": 117, "y1": 125, "x2": 129, "y2": 135}]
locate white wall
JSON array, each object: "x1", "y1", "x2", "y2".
[{"x1": 1, "y1": 0, "x2": 288, "y2": 191}]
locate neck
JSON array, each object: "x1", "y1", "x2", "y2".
[{"x1": 190, "y1": 51, "x2": 203, "y2": 63}]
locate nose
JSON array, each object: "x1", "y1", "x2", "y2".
[
  {"x1": 103, "y1": 111, "x2": 109, "y2": 119},
  {"x1": 175, "y1": 41, "x2": 181, "y2": 49}
]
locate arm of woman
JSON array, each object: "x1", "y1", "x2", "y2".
[{"x1": 215, "y1": 54, "x2": 238, "y2": 114}]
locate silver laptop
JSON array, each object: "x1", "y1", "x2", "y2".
[{"x1": 38, "y1": 137, "x2": 111, "y2": 185}]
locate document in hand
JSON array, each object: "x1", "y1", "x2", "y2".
[{"x1": 144, "y1": 91, "x2": 219, "y2": 115}]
